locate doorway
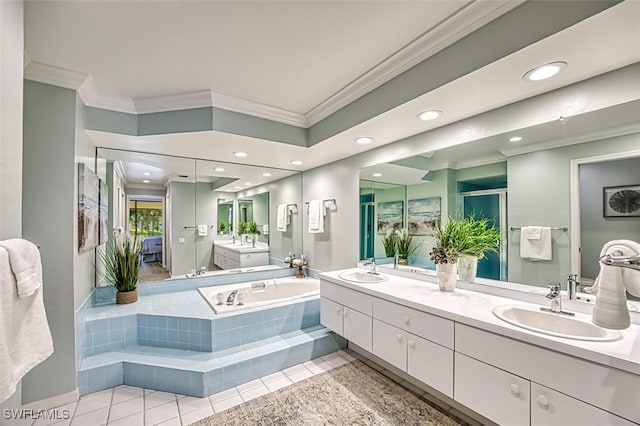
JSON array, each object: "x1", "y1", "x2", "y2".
[{"x1": 129, "y1": 196, "x2": 170, "y2": 282}]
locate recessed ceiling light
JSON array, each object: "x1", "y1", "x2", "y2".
[
  {"x1": 523, "y1": 61, "x2": 567, "y2": 81},
  {"x1": 356, "y1": 137, "x2": 373, "y2": 145},
  {"x1": 214, "y1": 167, "x2": 225, "y2": 172},
  {"x1": 373, "y1": 173, "x2": 382, "y2": 177},
  {"x1": 261, "y1": 172, "x2": 272, "y2": 177},
  {"x1": 509, "y1": 136, "x2": 523, "y2": 142},
  {"x1": 143, "y1": 179, "x2": 150, "y2": 183},
  {"x1": 234, "y1": 186, "x2": 241, "y2": 189},
  {"x1": 290, "y1": 160, "x2": 303, "y2": 165},
  {"x1": 234, "y1": 151, "x2": 248, "y2": 158},
  {"x1": 142, "y1": 172, "x2": 151, "y2": 176},
  {"x1": 417, "y1": 110, "x2": 442, "y2": 121}
]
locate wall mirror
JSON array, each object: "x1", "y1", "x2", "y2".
[
  {"x1": 359, "y1": 103, "x2": 640, "y2": 308},
  {"x1": 96, "y1": 148, "x2": 303, "y2": 284}
]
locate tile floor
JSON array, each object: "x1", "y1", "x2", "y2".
[{"x1": 16, "y1": 348, "x2": 482, "y2": 426}]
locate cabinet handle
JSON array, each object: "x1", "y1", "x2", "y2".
[
  {"x1": 396, "y1": 334, "x2": 403, "y2": 343},
  {"x1": 510, "y1": 384, "x2": 520, "y2": 396},
  {"x1": 537, "y1": 395, "x2": 549, "y2": 409},
  {"x1": 335, "y1": 307, "x2": 341, "y2": 315},
  {"x1": 403, "y1": 316, "x2": 410, "y2": 325},
  {"x1": 408, "y1": 340, "x2": 415, "y2": 348},
  {"x1": 344, "y1": 310, "x2": 348, "y2": 318}
]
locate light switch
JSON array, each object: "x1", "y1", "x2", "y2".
[{"x1": 179, "y1": 237, "x2": 185, "y2": 244}]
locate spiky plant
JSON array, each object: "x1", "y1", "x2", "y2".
[
  {"x1": 396, "y1": 229, "x2": 419, "y2": 259},
  {"x1": 237, "y1": 221, "x2": 248, "y2": 235},
  {"x1": 429, "y1": 214, "x2": 501, "y2": 264},
  {"x1": 100, "y1": 232, "x2": 142, "y2": 292},
  {"x1": 381, "y1": 229, "x2": 398, "y2": 257}
]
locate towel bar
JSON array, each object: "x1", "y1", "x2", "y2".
[{"x1": 510, "y1": 226, "x2": 568, "y2": 231}]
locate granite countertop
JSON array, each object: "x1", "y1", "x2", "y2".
[{"x1": 320, "y1": 267, "x2": 640, "y2": 376}]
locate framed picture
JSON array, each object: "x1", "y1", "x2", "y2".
[
  {"x1": 408, "y1": 197, "x2": 441, "y2": 235},
  {"x1": 377, "y1": 201, "x2": 403, "y2": 234},
  {"x1": 78, "y1": 163, "x2": 100, "y2": 253},
  {"x1": 98, "y1": 178, "x2": 109, "y2": 245},
  {"x1": 603, "y1": 184, "x2": 640, "y2": 217}
]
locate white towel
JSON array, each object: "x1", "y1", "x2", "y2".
[
  {"x1": 519, "y1": 226, "x2": 552, "y2": 260},
  {"x1": 0, "y1": 244, "x2": 53, "y2": 404},
  {"x1": 276, "y1": 204, "x2": 287, "y2": 232},
  {"x1": 197, "y1": 225, "x2": 208, "y2": 237},
  {"x1": 308, "y1": 200, "x2": 325, "y2": 233},
  {"x1": 0, "y1": 239, "x2": 42, "y2": 297},
  {"x1": 262, "y1": 224, "x2": 269, "y2": 235}
]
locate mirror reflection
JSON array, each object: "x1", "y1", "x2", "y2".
[{"x1": 97, "y1": 148, "x2": 302, "y2": 284}]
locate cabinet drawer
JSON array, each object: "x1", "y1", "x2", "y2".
[
  {"x1": 228, "y1": 250, "x2": 241, "y2": 261},
  {"x1": 320, "y1": 297, "x2": 343, "y2": 335},
  {"x1": 531, "y1": 382, "x2": 635, "y2": 426},
  {"x1": 455, "y1": 353, "x2": 530, "y2": 426},
  {"x1": 372, "y1": 319, "x2": 407, "y2": 371},
  {"x1": 455, "y1": 324, "x2": 640, "y2": 422},
  {"x1": 407, "y1": 334, "x2": 453, "y2": 398},
  {"x1": 343, "y1": 307, "x2": 372, "y2": 352},
  {"x1": 239, "y1": 252, "x2": 268, "y2": 267},
  {"x1": 373, "y1": 298, "x2": 453, "y2": 348},
  {"x1": 321, "y1": 280, "x2": 373, "y2": 315}
]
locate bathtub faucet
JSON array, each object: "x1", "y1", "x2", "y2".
[
  {"x1": 196, "y1": 266, "x2": 208, "y2": 276},
  {"x1": 226, "y1": 290, "x2": 238, "y2": 305}
]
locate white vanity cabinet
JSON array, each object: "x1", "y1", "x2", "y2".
[
  {"x1": 213, "y1": 243, "x2": 269, "y2": 269},
  {"x1": 320, "y1": 281, "x2": 373, "y2": 352}
]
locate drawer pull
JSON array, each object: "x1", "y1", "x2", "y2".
[
  {"x1": 408, "y1": 340, "x2": 415, "y2": 348},
  {"x1": 396, "y1": 334, "x2": 403, "y2": 343},
  {"x1": 403, "y1": 316, "x2": 410, "y2": 325},
  {"x1": 510, "y1": 384, "x2": 520, "y2": 396},
  {"x1": 537, "y1": 395, "x2": 549, "y2": 409}
]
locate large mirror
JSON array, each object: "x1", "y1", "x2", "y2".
[
  {"x1": 97, "y1": 148, "x2": 303, "y2": 284},
  {"x1": 359, "y1": 105, "x2": 640, "y2": 304}
]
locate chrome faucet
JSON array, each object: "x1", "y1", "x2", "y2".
[
  {"x1": 196, "y1": 266, "x2": 208, "y2": 276},
  {"x1": 567, "y1": 274, "x2": 580, "y2": 300},
  {"x1": 226, "y1": 290, "x2": 238, "y2": 305},
  {"x1": 363, "y1": 257, "x2": 378, "y2": 275},
  {"x1": 394, "y1": 254, "x2": 399, "y2": 269},
  {"x1": 541, "y1": 283, "x2": 574, "y2": 316}
]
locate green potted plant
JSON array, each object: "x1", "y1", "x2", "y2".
[
  {"x1": 246, "y1": 221, "x2": 261, "y2": 246},
  {"x1": 100, "y1": 232, "x2": 142, "y2": 304},
  {"x1": 429, "y1": 218, "x2": 467, "y2": 291},
  {"x1": 396, "y1": 229, "x2": 418, "y2": 265},
  {"x1": 381, "y1": 229, "x2": 398, "y2": 258},
  {"x1": 457, "y1": 215, "x2": 501, "y2": 282},
  {"x1": 217, "y1": 220, "x2": 228, "y2": 235},
  {"x1": 237, "y1": 221, "x2": 248, "y2": 244}
]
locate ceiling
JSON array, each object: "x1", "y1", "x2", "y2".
[{"x1": 24, "y1": 1, "x2": 640, "y2": 189}]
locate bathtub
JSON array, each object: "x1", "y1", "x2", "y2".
[
  {"x1": 171, "y1": 264, "x2": 281, "y2": 279},
  {"x1": 198, "y1": 276, "x2": 319, "y2": 314}
]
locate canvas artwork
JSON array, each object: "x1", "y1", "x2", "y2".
[
  {"x1": 408, "y1": 197, "x2": 441, "y2": 235},
  {"x1": 603, "y1": 185, "x2": 640, "y2": 217},
  {"x1": 377, "y1": 201, "x2": 404, "y2": 234},
  {"x1": 78, "y1": 163, "x2": 100, "y2": 253},
  {"x1": 98, "y1": 178, "x2": 109, "y2": 245}
]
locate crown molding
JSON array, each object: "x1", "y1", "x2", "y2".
[
  {"x1": 499, "y1": 123, "x2": 640, "y2": 157},
  {"x1": 304, "y1": 0, "x2": 524, "y2": 126},
  {"x1": 134, "y1": 90, "x2": 213, "y2": 114},
  {"x1": 78, "y1": 75, "x2": 137, "y2": 114},
  {"x1": 24, "y1": 61, "x2": 87, "y2": 90},
  {"x1": 452, "y1": 153, "x2": 507, "y2": 170},
  {"x1": 210, "y1": 91, "x2": 307, "y2": 127}
]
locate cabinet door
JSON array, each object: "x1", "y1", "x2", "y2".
[
  {"x1": 372, "y1": 319, "x2": 407, "y2": 371},
  {"x1": 531, "y1": 382, "x2": 636, "y2": 426},
  {"x1": 407, "y1": 334, "x2": 453, "y2": 398},
  {"x1": 343, "y1": 307, "x2": 372, "y2": 352},
  {"x1": 320, "y1": 297, "x2": 343, "y2": 335},
  {"x1": 455, "y1": 353, "x2": 529, "y2": 426}
]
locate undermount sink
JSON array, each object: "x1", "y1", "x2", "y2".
[
  {"x1": 338, "y1": 271, "x2": 388, "y2": 284},
  {"x1": 492, "y1": 305, "x2": 622, "y2": 342}
]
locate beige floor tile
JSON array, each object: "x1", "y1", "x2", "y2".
[
  {"x1": 107, "y1": 411, "x2": 143, "y2": 426},
  {"x1": 176, "y1": 396, "x2": 211, "y2": 416},
  {"x1": 107, "y1": 396, "x2": 144, "y2": 423},
  {"x1": 144, "y1": 401, "x2": 179, "y2": 426},
  {"x1": 211, "y1": 394, "x2": 243, "y2": 414},
  {"x1": 179, "y1": 405, "x2": 214, "y2": 425},
  {"x1": 143, "y1": 392, "x2": 175, "y2": 411},
  {"x1": 70, "y1": 406, "x2": 109, "y2": 426},
  {"x1": 239, "y1": 383, "x2": 269, "y2": 402}
]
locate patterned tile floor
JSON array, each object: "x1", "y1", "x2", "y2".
[{"x1": 13, "y1": 349, "x2": 483, "y2": 426}]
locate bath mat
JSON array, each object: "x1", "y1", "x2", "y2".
[{"x1": 191, "y1": 360, "x2": 468, "y2": 425}]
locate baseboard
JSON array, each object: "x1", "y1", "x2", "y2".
[{"x1": 21, "y1": 389, "x2": 79, "y2": 410}]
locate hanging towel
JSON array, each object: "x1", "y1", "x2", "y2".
[
  {"x1": 0, "y1": 239, "x2": 42, "y2": 297},
  {"x1": 519, "y1": 226, "x2": 552, "y2": 260},
  {"x1": 197, "y1": 225, "x2": 208, "y2": 237},
  {"x1": 308, "y1": 200, "x2": 325, "y2": 233},
  {"x1": 276, "y1": 204, "x2": 288, "y2": 232},
  {"x1": 0, "y1": 243, "x2": 54, "y2": 404},
  {"x1": 262, "y1": 224, "x2": 269, "y2": 235}
]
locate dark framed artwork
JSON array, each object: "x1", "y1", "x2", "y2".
[
  {"x1": 603, "y1": 184, "x2": 640, "y2": 217},
  {"x1": 408, "y1": 197, "x2": 441, "y2": 235},
  {"x1": 98, "y1": 178, "x2": 109, "y2": 245},
  {"x1": 78, "y1": 163, "x2": 100, "y2": 252},
  {"x1": 377, "y1": 201, "x2": 404, "y2": 234}
]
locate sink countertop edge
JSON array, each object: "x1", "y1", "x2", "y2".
[{"x1": 319, "y1": 268, "x2": 640, "y2": 376}]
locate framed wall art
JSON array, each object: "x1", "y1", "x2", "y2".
[{"x1": 603, "y1": 184, "x2": 640, "y2": 217}]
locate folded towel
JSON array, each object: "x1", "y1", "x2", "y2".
[
  {"x1": 0, "y1": 244, "x2": 53, "y2": 403},
  {"x1": 276, "y1": 204, "x2": 287, "y2": 232},
  {"x1": 524, "y1": 226, "x2": 542, "y2": 240},
  {"x1": 308, "y1": 200, "x2": 325, "y2": 234},
  {"x1": 197, "y1": 225, "x2": 208, "y2": 237},
  {"x1": 519, "y1": 226, "x2": 552, "y2": 260},
  {"x1": 0, "y1": 239, "x2": 42, "y2": 297},
  {"x1": 262, "y1": 224, "x2": 269, "y2": 235}
]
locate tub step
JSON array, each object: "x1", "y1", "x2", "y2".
[{"x1": 78, "y1": 325, "x2": 346, "y2": 397}]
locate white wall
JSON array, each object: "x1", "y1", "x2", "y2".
[{"x1": 0, "y1": 0, "x2": 23, "y2": 240}]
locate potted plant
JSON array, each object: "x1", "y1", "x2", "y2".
[
  {"x1": 396, "y1": 229, "x2": 418, "y2": 265},
  {"x1": 246, "y1": 221, "x2": 261, "y2": 246},
  {"x1": 237, "y1": 221, "x2": 248, "y2": 244},
  {"x1": 429, "y1": 218, "x2": 467, "y2": 292},
  {"x1": 457, "y1": 215, "x2": 501, "y2": 282},
  {"x1": 217, "y1": 220, "x2": 228, "y2": 235},
  {"x1": 100, "y1": 232, "x2": 142, "y2": 304},
  {"x1": 381, "y1": 229, "x2": 398, "y2": 258}
]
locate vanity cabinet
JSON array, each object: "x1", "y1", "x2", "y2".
[
  {"x1": 320, "y1": 281, "x2": 373, "y2": 352},
  {"x1": 213, "y1": 244, "x2": 269, "y2": 269}
]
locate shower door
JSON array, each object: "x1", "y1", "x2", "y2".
[{"x1": 461, "y1": 190, "x2": 507, "y2": 281}]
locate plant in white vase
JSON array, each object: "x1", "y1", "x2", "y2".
[
  {"x1": 429, "y1": 219, "x2": 465, "y2": 292},
  {"x1": 457, "y1": 215, "x2": 501, "y2": 282}
]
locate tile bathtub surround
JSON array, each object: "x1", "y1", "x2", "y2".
[
  {"x1": 137, "y1": 315, "x2": 212, "y2": 352},
  {"x1": 84, "y1": 315, "x2": 137, "y2": 357}
]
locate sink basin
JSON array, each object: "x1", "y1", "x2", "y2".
[
  {"x1": 492, "y1": 305, "x2": 622, "y2": 342},
  {"x1": 338, "y1": 271, "x2": 388, "y2": 284},
  {"x1": 529, "y1": 288, "x2": 639, "y2": 312}
]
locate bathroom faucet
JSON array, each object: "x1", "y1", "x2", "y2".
[
  {"x1": 226, "y1": 290, "x2": 238, "y2": 305},
  {"x1": 567, "y1": 274, "x2": 580, "y2": 300},
  {"x1": 363, "y1": 257, "x2": 378, "y2": 275},
  {"x1": 541, "y1": 283, "x2": 574, "y2": 316},
  {"x1": 394, "y1": 254, "x2": 399, "y2": 269},
  {"x1": 196, "y1": 266, "x2": 208, "y2": 276}
]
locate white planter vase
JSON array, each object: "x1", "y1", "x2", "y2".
[
  {"x1": 458, "y1": 254, "x2": 479, "y2": 282},
  {"x1": 436, "y1": 263, "x2": 458, "y2": 292}
]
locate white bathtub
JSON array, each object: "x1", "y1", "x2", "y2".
[
  {"x1": 198, "y1": 276, "x2": 319, "y2": 314},
  {"x1": 171, "y1": 264, "x2": 281, "y2": 279}
]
